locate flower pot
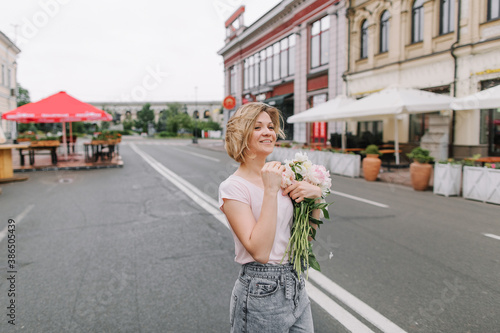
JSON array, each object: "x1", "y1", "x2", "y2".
[
  {"x1": 362, "y1": 154, "x2": 381, "y2": 181},
  {"x1": 410, "y1": 162, "x2": 433, "y2": 191}
]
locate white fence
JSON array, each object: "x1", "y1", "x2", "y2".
[{"x1": 268, "y1": 148, "x2": 361, "y2": 178}]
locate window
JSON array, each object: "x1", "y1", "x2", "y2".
[
  {"x1": 244, "y1": 60, "x2": 249, "y2": 90},
  {"x1": 412, "y1": 0, "x2": 424, "y2": 43},
  {"x1": 249, "y1": 56, "x2": 254, "y2": 88},
  {"x1": 488, "y1": 0, "x2": 500, "y2": 21},
  {"x1": 254, "y1": 53, "x2": 260, "y2": 88},
  {"x1": 7, "y1": 69, "x2": 11, "y2": 88},
  {"x1": 280, "y1": 38, "x2": 289, "y2": 78},
  {"x1": 380, "y1": 11, "x2": 390, "y2": 53},
  {"x1": 440, "y1": 0, "x2": 454, "y2": 35},
  {"x1": 266, "y1": 46, "x2": 273, "y2": 82},
  {"x1": 273, "y1": 43, "x2": 280, "y2": 80},
  {"x1": 358, "y1": 121, "x2": 383, "y2": 145},
  {"x1": 260, "y1": 50, "x2": 266, "y2": 85},
  {"x1": 229, "y1": 66, "x2": 236, "y2": 94},
  {"x1": 289, "y1": 35, "x2": 296, "y2": 75},
  {"x1": 360, "y1": 20, "x2": 369, "y2": 59},
  {"x1": 310, "y1": 16, "x2": 330, "y2": 69},
  {"x1": 1, "y1": 65, "x2": 4, "y2": 86}
]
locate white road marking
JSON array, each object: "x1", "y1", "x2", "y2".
[
  {"x1": 308, "y1": 269, "x2": 408, "y2": 333},
  {"x1": 132, "y1": 143, "x2": 407, "y2": 333},
  {"x1": 0, "y1": 205, "x2": 35, "y2": 243},
  {"x1": 331, "y1": 190, "x2": 389, "y2": 208},
  {"x1": 483, "y1": 233, "x2": 500, "y2": 241},
  {"x1": 130, "y1": 144, "x2": 228, "y2": 228},
  {"x1": 306, "y1": 282, "x2": 375, "y2": 333},
  {"x1": 172, "y1": 147, "x2": 220, "y2": 162}
]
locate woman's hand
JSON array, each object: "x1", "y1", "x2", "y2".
[
  {"x1": 282, "y1": 181, "x2": 322, "y2": 203},
  {"x1": 261, "y1": 161, "x2": 285, "y2": 193}
]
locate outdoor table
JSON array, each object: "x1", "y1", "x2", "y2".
[
  {"x1": 17, "y1": 144, "x2": 60, "y2": 166},
  {"x1": 84, "y1": 141, "x2": 118, "y2": 162},
  {"x1": 0, "y1": 144, "x2": 29, "y2": 180},
  {"x1": 379, "y1": 149, "x2": 403, "y2": 171},
  {"x1": 343, "y1": 148, "x2": 363, "y2": 153},
  {"x1": 473, "y1": 156, "x2": 500, "y2": 167}
]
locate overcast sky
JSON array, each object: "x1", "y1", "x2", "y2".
[{"x1": 0, "y1": 0, "x2": 281, "y2": 103}]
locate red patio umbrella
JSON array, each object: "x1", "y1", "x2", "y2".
[
  {"x1": 2, "y1": 91, "x2": 112, "y2": 123},
  {"x1": 2, "y1": 91, "x2": 112, "y2": 159}
]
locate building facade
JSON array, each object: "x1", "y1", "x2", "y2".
[
  {"x1": 345, "y1": 0, "x2": 500, "y2": 158},
  {"x1": 0, "y1": 31, "x2": 20, "y2": 139},
  {"x1": 219, "y1": 0, "x2": 500, "y2": 159},
  {"x1": 89, "y1": 101, "x2": 223, "y2": 124},
  {"x1": 218, "y1": 0, "x2": 348, "y2": 144}
]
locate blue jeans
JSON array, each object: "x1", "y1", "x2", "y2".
[{"x1": 230, "y1": 262, "x2": 314, "y2": 333}]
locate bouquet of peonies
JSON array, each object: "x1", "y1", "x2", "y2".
[{"x1": 280, "y1": 152, "x2": 332, "y2": 278}]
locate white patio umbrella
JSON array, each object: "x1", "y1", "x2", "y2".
[
  {"x1": 450, "y1": 85, "x2": 500, "y2": 110},
  {"x1": 287, "y1": 95, "x2": 355, "y2": 123},
  {"x1": 312, "y1": 87, "x2": 457, "y2": 164},
  {"x1": 287, "y1": 95, "x2": 355, "y2": 150}
]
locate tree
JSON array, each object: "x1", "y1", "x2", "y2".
[
  {"x1": 17, "y1": 83, "x2": 30, "y2": 107},
  {"x1": 166, "y1": 113, "x2": 192, "y2": 134},
  {"x1": 135, "y1": 103, "x2": 155, "y2": 133}
]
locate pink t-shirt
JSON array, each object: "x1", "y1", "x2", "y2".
[{"x1": 219, "y1": 175, "x2": 294, "y2": 265}]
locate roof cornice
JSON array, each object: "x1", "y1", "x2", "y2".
[
  {"x1": 217, "y1": 0, "x2": 298, "y2": 56},
  {"x1": 0, "y1": 31, "x2": 21, "y2": 54}
]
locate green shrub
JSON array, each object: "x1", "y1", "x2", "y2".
[
  {"x1": 158, "y1": 131, "x2": 176, "y2": 138},
  {"x1": 407, "y1": 147, "x2": 434, "y2": 163},
  {"x1": 362, "y1": 144, "x2": 380, "y2": 156}
]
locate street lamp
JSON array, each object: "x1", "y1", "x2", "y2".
[{"x1": 192, "y1": 110, "x2": 199, "y2": 144}]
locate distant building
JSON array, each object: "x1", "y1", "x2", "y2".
[
  {"x1": 218, "y1": 0, "x2": 347, "y2": 144},
  {"x1": 88, "y1": 101, "x2": 223, "y2": 124},
  {"x1": 345, "y1": 0, "x2": 500, "y2": 159},
  {"x1": 0, "y1": 31, "x2": 20, "y2": 139}
]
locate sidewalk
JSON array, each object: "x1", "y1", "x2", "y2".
[{"x1": 195, "y1": 139, "x2": 424, "y2": 189}]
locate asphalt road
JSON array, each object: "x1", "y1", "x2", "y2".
[{"x1": 0, "y1": 137, "x2": 499, "y2": 333}]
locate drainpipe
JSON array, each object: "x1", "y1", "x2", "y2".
[
  {"x1": 342, "y1": 0, "x2": 351, "y2": 95},
  {"x1": 450, "y1": 0, "x2": 462, "y2": 159},
  {"x1": 340, "y1": 0, "x2": 351, "y2": 151}
]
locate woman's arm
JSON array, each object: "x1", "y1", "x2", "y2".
[{"x1": 222, "y1": 162, "x2": 285, "y2": 263}]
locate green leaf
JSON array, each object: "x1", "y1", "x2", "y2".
[
  {"x1": 310, "y1": 228, "x2": 317, "y2": 240},
  {"x1": 308, "y1": 254, "x2": 321, "y2": 271},
  {"x1": 322, "y1": 208, "x2": 330, "y2": 219},
  {"x1": 310, "y1": 217, "x2": 323, "y2": 225}
]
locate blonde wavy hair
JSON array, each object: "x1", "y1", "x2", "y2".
[{"x1": 225, "y1": 102, "x2": 285, "y2": 164}]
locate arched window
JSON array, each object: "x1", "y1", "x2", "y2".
[
  {"x1": 440, "y1": 0, "x2": 455, "y2": 35},
  {"x1": 488, "y1": 0, "x2": 500, "y2": 21},
  {"x1": 412, "y1": 0, "x2": 424, "y2": 43},
  {"x1": 380, "y1": 11, "x2": 390, "y2": 53},
  {"x1": 360, "y1": 20, "x2": 369, "y2": 59}
]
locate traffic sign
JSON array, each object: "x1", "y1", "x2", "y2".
[{"x1": 223, "y1": 95, "x2": 236, "y2": 109}]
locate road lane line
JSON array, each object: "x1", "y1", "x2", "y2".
[
  {"x1": 306, "y1": 282, "x2": 375, "y2": 333},
  {"x1": 308, "y1": 269, "x2": 408, "y2": 333},
  {"x1": 483, "y1": 233, "x2": 500, "y2": 241},
  {"x1": 130, "y1": 144, "x2": 228, "y2": 228},
  {"x1": 331, "y1": 190, "x2": 389, "y2": 208},
  {"x1": 0, "y1": 205, "x2": 35, "y2": 243},
  {"x1": 172, "y1": 147, "x2": 220, "y2": 162},
  {"x1": 131, "y1": 143, "x2": 406, "y2": 332}
]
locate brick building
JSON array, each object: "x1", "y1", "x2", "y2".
[{"x1": 218, "y1": 0, "x2": 347, "y2": 144}]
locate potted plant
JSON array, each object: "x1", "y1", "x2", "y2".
[
  {"x1": 361, "y1": 144, "x2": 381, "y2": 181},
  {"x1": 433, "y1": 159, "x2": 462, "y2": 197},
  {"x1": 462, "y1": 156, "x2": 500, "y2": 204},
  {"x1": 407, "y1": 147, "x2": 434, "y2": 191}
]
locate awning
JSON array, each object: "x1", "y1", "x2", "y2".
[
  {"x1": 451, "y1": 85, "x2": 500, "y2": 110},
  {"x1": 287, "y1": 95, "x2": 355, "y2": 123},
  {"x1": 264, "y1": 93, "x2": 293, "y2": 106}
]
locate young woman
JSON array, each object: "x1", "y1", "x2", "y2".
[{"x1": 219, "y1": 102, "x2": 322, "y2": 332}]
